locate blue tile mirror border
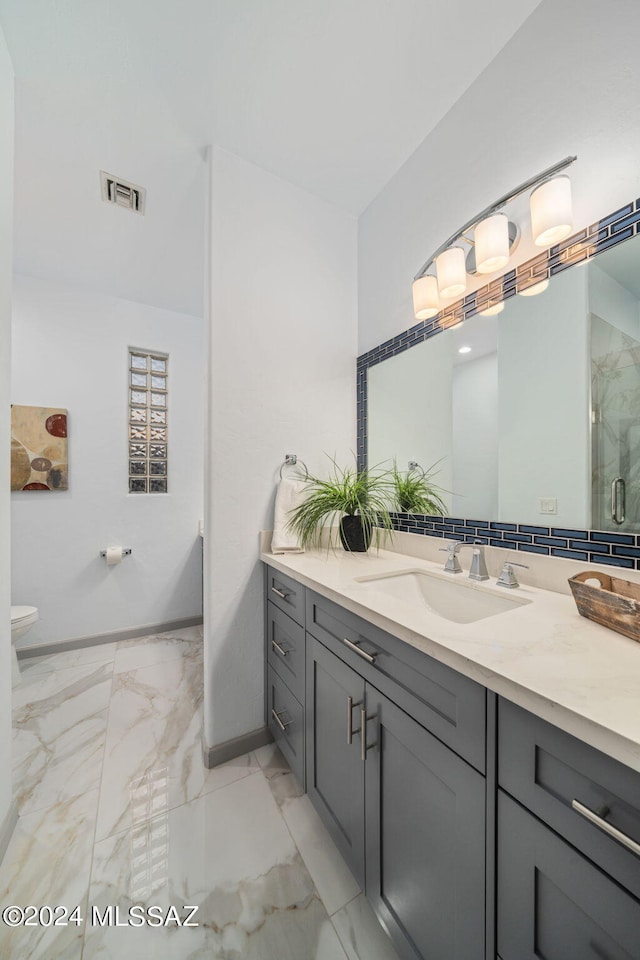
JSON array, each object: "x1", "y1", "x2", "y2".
[{"x1": 356, "y1": 199, "x2": 640, "y2": 570}]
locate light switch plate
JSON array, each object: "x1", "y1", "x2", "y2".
[{"x1": 539, "y1": 497, "x2": 558, "y2": 515}]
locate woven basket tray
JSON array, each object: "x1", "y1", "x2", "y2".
[{"x1": 568, "y1": 570, "x2": 640, "y2": 642}]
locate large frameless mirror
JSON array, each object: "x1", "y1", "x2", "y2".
[{"x1": 366, "y1": 229, "x2": 640, "y2": 533}]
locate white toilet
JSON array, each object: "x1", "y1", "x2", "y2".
[{"x1": 10, "y1": 606, "x2": 38, "y2": 685}]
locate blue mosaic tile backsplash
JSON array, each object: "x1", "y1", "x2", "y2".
[{"x1": 389, "y1": 514, "x2": 640, "y2": 570}]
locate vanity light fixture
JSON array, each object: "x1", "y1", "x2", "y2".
[
  {"x1": 411, "y1": 155, "x2": 576, "y2": 319},
  {"x1": 436, "y1": 247, "x2": 467, "y2": 298},
  {"x1": 530, "y1": 175, "x2": 573, "y2": 246},
  {"x1": 475, "y1": 213, "x2": 510, "y2": 275},
  {"x1": 412, "y1": 274, "x2": 440, "y2": 320}
]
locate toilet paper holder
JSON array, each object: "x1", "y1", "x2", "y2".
[{"x1": 99, "y1": 548, "x2": 132, "y2": 558}]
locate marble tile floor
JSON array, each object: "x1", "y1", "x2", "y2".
[{"x1": 0, "y1": 627, "x2": 400, "y2": 960}]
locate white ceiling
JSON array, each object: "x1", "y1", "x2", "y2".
[{"x1": 0, "y1": 0, "x2": 542, "y2": 316}]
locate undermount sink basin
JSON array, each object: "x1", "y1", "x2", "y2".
[{"x1": 354, "y1": 569, "x2": 531, "y2": 624}]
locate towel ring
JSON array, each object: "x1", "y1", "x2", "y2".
[{"x1": 279, "y1": 454, "x2": 309, "y2": 480}]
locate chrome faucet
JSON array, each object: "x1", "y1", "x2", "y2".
[{"x1": 440, "y1": 540, "x2": 490, "y2": 581}]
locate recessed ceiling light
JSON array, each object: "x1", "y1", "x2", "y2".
[{"x1": 458, "y1": 346, "x2": 472, "y2": 354}]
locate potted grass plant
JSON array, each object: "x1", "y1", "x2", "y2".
[
  {"x1": 391, "y1": 461, "x2": 448, "y2": 516},
  {"x1": 287, "y1": 457, "x2": 394, "y2": 552}
]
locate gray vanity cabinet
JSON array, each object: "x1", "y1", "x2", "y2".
[
  {"x1": 305, "y1": 589, "x2": 487, "y2": 960},
  {"x1": 497, "y1": 698, "x2": 640, "y2": 960},
  {"x1": 498, "y1": 791, "x2": 640, "y2": 959},
  {"x1": 265, "y1": 566, "x2": 307, "y2": 787},
  {"x1": 266, "y1": 565, "x2": 305, "y2": 625},
  {"x1": 264, "y1": 564, "x2": 640, "y2": 960},
  {"x1": 365, "y1": 686, "x2": 486, "y2": 960},
  {"x1": 266, "y1": 665, "x2": 305, "y2": 785},
  {"x1": 306, "y1": 633, "x2": 366, "y2": 887}
]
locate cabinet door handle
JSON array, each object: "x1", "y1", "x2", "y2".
[
  {"x1": 346, "y1": 696, "x2": 362, "y2": 744},
  {"x1": 342, "y1": 637, "x2": 377, "y2": 664},
  {"x1": 271, "y1": 639, "x2": 288, "y2": 657},
  {"x1": 572, "y1": 799, "x2": 640, "y2": 857},
  {"x1": 271, "y1": 708, "x2": 291, "y2": 732},
  {"x1": 360, "y1": 707, "x2": 377, "y2": 761},
  {"x1": 271, "y1": 587, "x2": 288, "y2": 600}
]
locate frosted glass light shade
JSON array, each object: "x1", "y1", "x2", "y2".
[
  {"x1": 478, "y1": 301, "x2": 504, "y2": 317},
  {"x1": 436, "y1": 247, "x2": 466, "y2": 298},
  {"x1": 530, "y1": 175, "x2": 573, "y2": 247},
  {"x1": 519, "y1": 278, "x2": 549, "y2": 297},
  {"x1": 412, "y1": 275, "x2": 440, "y2": 320},
  {"x1": 475, "y1": 213, "x2": 510, "y2": 274}
]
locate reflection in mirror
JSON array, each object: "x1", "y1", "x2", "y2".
[{"x1": 367, "y1": 233, "x2": 640, "y2": 531}]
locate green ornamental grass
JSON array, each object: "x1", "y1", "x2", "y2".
[
  {"x1": 391, "y1": 461, "x2": 448, "y2": 515},
  {"x1": 287, "y1": 457, "x2": 394, "y2": 550}
]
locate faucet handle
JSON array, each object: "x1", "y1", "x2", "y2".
[
  {"x1": 497, "y1": 559, "x2": 529, "y2": 589},
  {"x1": 439, "y1": 541, "x2": 460, "y2": 553},
  {"x1": 439, "y1": 541, "x2": 463, "y2": 573}
]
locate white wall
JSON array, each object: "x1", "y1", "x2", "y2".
[
  {"x1": 358, "y1": 0, "x2": 640, "y2": 354},
  {"x1": 205, "y1": 147, "x2": 356, "y2": 751},
  {"x1": 498, "y1": 267, "x2": 590, "y2": 527},
  {"x1": 0, "y1": 23, "x2": 15, "y2": 832},
  {"x1": 11, "y1": 275, "x2": 204, "y2": 647},
  {"x1": 589, "y1": 263, "x2": 640, "y2": 343},
  {"x1": 452, "y1": 353, "x2": 498, "y2": 519},
  {"x1": 368, "y1": 337, "x2": 453, "y2": 503}
]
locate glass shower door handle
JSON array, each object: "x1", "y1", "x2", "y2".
[{"x1": 611, "y1": 477, "x2": 626, "y2": 525}]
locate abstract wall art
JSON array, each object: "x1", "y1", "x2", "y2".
[{"x1": 11, "y1": 404, "x2": 69, "y2": 491}]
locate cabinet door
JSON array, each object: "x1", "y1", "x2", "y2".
[
  {"x1": 266, "y1": 601, "x2": 305, "y2": 704},
  {"x1": 499, "y1": 698, "x2": 640, "y2": 901},
  {"x1": 365, "y1": 687, "x2": 486, "y2": 960},
  {"x1": 307, "y1": 589, "x2": 486, "y2": 772},
  {"x1": 306, "y1": 634, "x2": 366, "y2": 888},
  {"x1": 266, "y1": 565, "x2": 305, "y2": 625},
  {"x1": 498, "y1": 790, "x2": 640, "y2": 960},
  {"x1": 267, "y1": 667, "x2": 305, "y2": 787}
]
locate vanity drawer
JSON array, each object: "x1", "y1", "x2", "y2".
[
  {"x1": 266, "y1": 601, "x2": 305, "y2": 703},
  {"x1": 266, "y1": 566, "x2": 305, "y2": 626},
  {"x1": 498, "y1": 698, "x2": 640, "y2": 900},
  {"x1": 306, "y1": 590, "x2": 486, "y2": 773},
  {"x1": 267, "y1": 666, "x2": 304, "y2": 787},
  {"x1": 497, "y1": 790, "x2": 640, "y2": 960}
]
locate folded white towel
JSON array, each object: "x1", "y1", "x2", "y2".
[{"x1": 271, "y1": 478, "x2": 306, "y2": 554}]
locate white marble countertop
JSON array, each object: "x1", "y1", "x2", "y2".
[{"x1": 261, "y1": 544, "x2": 640, "y2": 773}]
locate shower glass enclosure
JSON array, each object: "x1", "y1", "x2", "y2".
[{"x1": 591, "y1": 314, "x2": 640, "y2": 533}]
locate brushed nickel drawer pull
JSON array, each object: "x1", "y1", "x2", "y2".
[
  {"x1": 271, "y1": 587, "x2": 288, "y2": 600},
  {"x1": 347, "y1": 696, "x2": 363, "y2": 744},
  {"x1": 572, "y1": 799, "x2": 640, "y2": 858},
  {"x1": 360, "y1": 707, "x2": 377, "y2": 761},
  {"x1": 342, "y1": 637, "x2": 377, "y2": 664},
  {"x1": 271, "y1": 708, "x2": 291, "y2": 733},
  {"x1": 271, "y1": 639, "x2": 288, "y2": 657}
]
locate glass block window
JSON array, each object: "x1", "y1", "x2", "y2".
[{"x1": 128, "y1": 350, "x2": 168, "y2": 493}]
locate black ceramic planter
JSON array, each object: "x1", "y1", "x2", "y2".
[{"x1": 339, "y1": 514, "x2": 371, "y2": 552}]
